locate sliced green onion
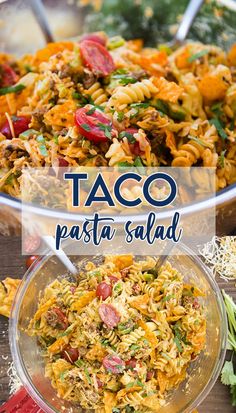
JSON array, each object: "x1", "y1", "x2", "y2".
[
  {"x1": 188, "y1": 49, "x2": 209, "y2": 63},
  {"x1": 0, "y1": 84, "x2": 26, "y2": 96}
]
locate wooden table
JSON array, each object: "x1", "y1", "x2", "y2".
[{"x1": 0, "y1": 236, "x2": 235, "y2": 412}]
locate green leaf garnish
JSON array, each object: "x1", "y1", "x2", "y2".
[
  {"x1": 81, "y1": 123, "x2": 91, "y2": 132},
  {"x1": 74, "y1": 359, "x2": 84, "y2": 367},
  {"x1": 117, "y1": 111, "x2": 124, "y2": 122},
  {"x1": 86, "y1": 107, "x2": 96, "y2": 115},
  {"x1": 188, "y1": 49, "x2": 209, "y2": 63},
  {"x1": 0, "y1": 84, "x2": 26, "y2": 96},
  {"x1": 119, "y1": 131, "x2": 136, "y2": 143}
]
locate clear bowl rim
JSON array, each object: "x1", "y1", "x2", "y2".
[
  {"x1": 1, "y1": 182, "x2": 236, "y2": 224},
  {"x1": 9, "y1": 243, "x2": 228, "y2": 413}
]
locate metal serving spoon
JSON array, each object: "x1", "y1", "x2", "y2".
[
  {"x1": 30, "y1": 0, "x2": 54, "y2": 43},
  {"x1": 30, "y1": 0, "x2": 204, "y2": 46},
  {"x1": 171, "y1": 0, "x2": 205, "y2": 47}
]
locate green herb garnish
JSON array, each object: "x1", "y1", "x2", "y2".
[
  {"x1": 84, "y1": 367, "x2": 92, "y2": 384},
  {"x1": 86, "y1": 106, "x2": 96, "y2": 115},
  {"x1": 119, "y1": 131, "x2": 136, "y2": 143},
  {"x1": 19, "y1": 129, "x2": 39, "y2": 140},
  {"x1": 174, "y1": 336, "x2": 183, "y2": 353},
  {"x1": 162, "y1": 294, "x2": 175, "y2": 302},
  {"x1": 188, "y1": 49, "x2": 209, "y2": 62},
  {"x1": 188, "y1": 135, "x2": 211, "y2": 148},
  {"x1": 218, "y1": 150, "x2": 226, "y2": 168},
  {"x1": 0, "y1": 84, "x2": 26, "y2": 96},
  {"x1": 81, "y1": 123, "x2": 91, "y2": 132},
  {"x1": 117, "y1": 111, "x2": 124, "y2": 122},
  {"x1": 98, "y1": 123, "x2": 112, "y2": 139},
  {"x1": 36, "y1": 135, "x2": 48, "y2": 157},
  {"x1": 74, "y1": 359, "x2": 84, "y2": 367},
  {"x1": 210, "y1": 118, "x2": 228, "y2": 140}
]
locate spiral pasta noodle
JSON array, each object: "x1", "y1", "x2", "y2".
[{"x1": 85, "y1": 82, "x2": 107, "y2": 106}]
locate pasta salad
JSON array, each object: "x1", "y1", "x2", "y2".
[
  {"x1": 0, "y1": 33, "x2": 236, "y2": 199},
  {"x1": 27, "y1": 255, "x2": 206, "y2": 412}
]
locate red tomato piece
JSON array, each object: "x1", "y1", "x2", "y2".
[
  {"x1": 99, "y1": 304, "x2": 120, "y2": 328},
  {"x1": 0, "y1": 64, "x2": 18, "y2": 87},
  {"x1": 146, "y1": 370, "x2": 154, "y2": 381},
  {"x1": 0, "y1": 116, "x2": 30, "y2": 139},
  {"x1": 58, "y1": 157, "x2": 69, "y2": 167},
  {"x1": 46, "y1": 307, "x2": 69, "y2": 330},
  {"x1": 96, "y1": 282, "x2": 112, "y2": 300},
  {"x1": 26, "y1": 255, "x2": 39, "y2": 269},
  {"x1": 129, "y1": 141, "x2": 143, "y2": 156},
  {"x1": 61, "y1": 347, "x2": 79, "y2": 363},
  {"x1": 23, "y1": 235, "x2": 41, "y2": 254},
  {"x1": 80, "y1": 33, "x2": 107, "y2": 46},
  {"x1": 102, "y1": 354, "x2": 125, "y2": 374},
  {"x1": 125, "y1": 358, "x2": 137, "y2": 369},
  {"x1": 75, "y1": 105, "x2": 117, "y2": 143},
  {"x1": 80, "y1": 40, "x2": 115, "y2": 76}
]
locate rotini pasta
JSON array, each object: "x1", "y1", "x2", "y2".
[
  {"x1": 0, "y1": 35, "x2": 235, "y2": 199},
  {"x1": 27, "y1": 255, "x2": 206, "y2": 412}
]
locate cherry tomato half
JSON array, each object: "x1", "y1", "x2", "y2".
[
  {"x1": 80, "y1": 32, "x2": 107, "y2": 46},
  {"x1": 26, "y1": 255, "x2": 39, "y2": 269},
  {"x1": 61, "y1": 346, "x2": 79, "y2": 364},
  {"x1": 80, "y1": 40, "x2": 115, "y2": 77},
  {"x1": 0, "y1": 116, "x2": 30, "y2": 139},
  {"x1": 46, "y1": 307, "x2": 69, "y2": 330},
  {"x1": 0, "y1": 64, "x2": 18, "y2": 87},
  {"x1": 75, "y1": 105, "x2": 117, "y2": 143},
  {"x1": 96, "y1": 282, "x2": 112, "y2": 300},
  {"x1": 58, "y1": 157, "x2": 69, "y2": 167}
]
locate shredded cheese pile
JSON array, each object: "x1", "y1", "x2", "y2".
[{"x1": 199, "y1": 236, "x2": 236, "y2": 280}]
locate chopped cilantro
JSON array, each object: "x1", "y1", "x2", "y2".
[
  {"x1": 117, "y1": 111, "x2": 124, "y2": 122},
  {"x1": 188, "y1": 49, "x2": 209, "y2": 62},
  {"x1": 0, "y1": 84, "x2": 25, "y2": 96},
  {"x1": 81, "y1": 123, "x2": 91, "y2": 132},
  {"x1": 98, "y1": 123, "x2": 112, "y2": 139},
  {"x1": 210, "y1": 118, "x2": 228, "y2": 140},
  {"x1": 112, "y1": 73, "x2": 137, "y2": 85},
  {"x1": 86, "y1": 106, "x2": 96, "y2": 115},
  {"x1": 119, "y1": 130, "x2": 136, "y2": 143}
]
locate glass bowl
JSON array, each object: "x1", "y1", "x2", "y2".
[
  {"x1": 9, "y1": 244, "x2": 227, "y2": 413},
  {"x1": 0, "y1": 0, "x2": 236, "y2": 236}
]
